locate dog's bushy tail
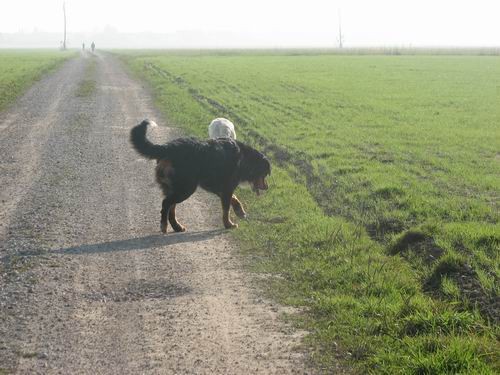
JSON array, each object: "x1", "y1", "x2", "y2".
[{"x1": 130, "y1": 119, "x2": 164, "y2": 160}]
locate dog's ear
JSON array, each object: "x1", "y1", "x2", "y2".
[{"x1": 264, "y1": 157, "x2": 271, "y2": 176}]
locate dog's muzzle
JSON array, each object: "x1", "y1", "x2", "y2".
[{"x1": 252, "y1": 177, "x2": 268, "y2": 195}]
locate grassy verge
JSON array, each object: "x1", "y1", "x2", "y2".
[
  {"x1": 0, "y1": 50, "x2": 75, "y2": 112},
  {"x1": 118, "y1": 50, "x2": 499, "y2": 373}
]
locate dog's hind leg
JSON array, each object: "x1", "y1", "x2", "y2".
[
  {"x1": 160, "y1": 199, "x2": 187, "y2": 234},
  {"x1": 231, "y1": 194, "x2": 247, "y2": 219},
  {"x1": 160, "y1": 184, "x2": 196, "y2": 233},
  {"x1": 168, "y1": 204, "x2": 186, "y2": 232},
  {"x1": 160, "y1": 198, "x2": 172, "y2": 233},
  {"x1": 221, "y1": 192, "x2": 238, "y2": 229}
]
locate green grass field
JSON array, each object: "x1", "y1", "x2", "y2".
[
  {"x1": 120, "y1": 51, "x2": 499, "y2": 373},
  {"x1": 0, "y1": 50, "x2": 74, "y2": 111}
]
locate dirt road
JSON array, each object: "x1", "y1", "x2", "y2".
[{"x1": 0, "y1": 52, "x2": 308, "y2": 374}]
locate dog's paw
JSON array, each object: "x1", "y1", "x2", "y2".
[
  {"x1": 234, "y1": 209, "x2": 247, "y2": 219},
  {"x1": 224, "y1": 222, "x2": 239, "y2": 229},
  {"x1": 160, "y1": 222, "x2": 168, "y2": 234},
  {"x1": 173, "y1": 225, "x2": 186, "y2": 233},
  {"x1": 234, "y1": 211, "x2": 247, "y2": 219}
]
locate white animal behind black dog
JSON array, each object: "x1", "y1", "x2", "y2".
[{"x1": 208, "y1": 118, "x2": 237, "y2": 140}]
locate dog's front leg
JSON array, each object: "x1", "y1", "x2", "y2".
[
  {"x1": 221, "y1": 192, "x2": 238, "y2": 229},
  {"x1": 231, "y1": 194, "x2": 247, "y2": 219}
]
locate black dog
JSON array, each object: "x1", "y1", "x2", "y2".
[{"x1": 130, "y1": 120, "x2": 271, "y2": 233}]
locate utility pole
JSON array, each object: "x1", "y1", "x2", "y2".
[
  {"x1": 62, "y1": 1, "x2": 67, "y2": 50},
  {"x1": 338, "y1": 9, "x2": 344, "y2": 49}
]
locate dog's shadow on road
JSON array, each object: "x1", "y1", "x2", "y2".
[{"x1": 55, "y1": 229, "x2": 226, "y2": 255}]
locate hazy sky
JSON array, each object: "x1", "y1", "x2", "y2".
[{"x1": 2, "y1": 0, "x2": 500, "y2": 47}]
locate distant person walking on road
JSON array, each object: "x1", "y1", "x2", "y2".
[
  {"x1": 82, "y1": 42, "x2": 85, "y2": 50},
  {"x1": 91, "y1": 42, "x2": 95, "y2": 52}
]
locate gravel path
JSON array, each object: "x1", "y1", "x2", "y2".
[{"x1": 0, "y1": 52, "x2": 308, "y2": 374}]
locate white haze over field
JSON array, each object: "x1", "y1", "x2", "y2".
[{"x1": 1, "y1": 0, "x2": 499, "y2": 48}]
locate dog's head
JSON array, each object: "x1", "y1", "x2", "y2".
[
  {"x1": 237, "y1": 141, "x2": 271, "y2": 195},
  {"x1": 250, "y1": 156, "x2": 270, "y2": 195}
]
